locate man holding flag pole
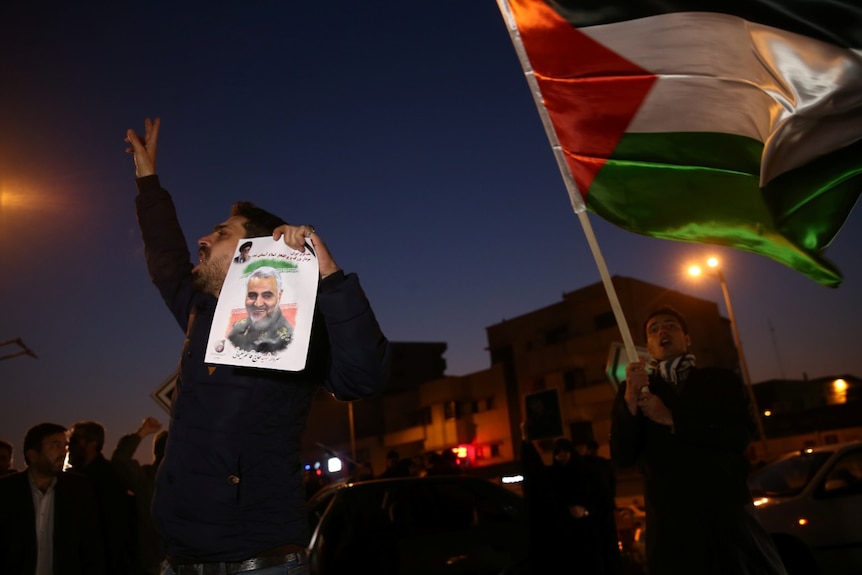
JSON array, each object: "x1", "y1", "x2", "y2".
[{"x1": 496, "y1": 0, "x2": 860, "y2": 572}]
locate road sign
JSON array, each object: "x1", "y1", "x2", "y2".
[
  {"x1": 606, "y1": 342, "x2": 651, "y2": 393},
  {"x1": 151, "y1": 371, "x2": 178, "y2": 415}
]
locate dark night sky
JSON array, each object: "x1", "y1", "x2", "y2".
[{"x1": 1, "y1": 1, "x2": 860, "y2": 461}]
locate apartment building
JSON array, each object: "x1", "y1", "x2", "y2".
[{"x1": 301, "y1": 276, "x2": 739, "y2": 490}]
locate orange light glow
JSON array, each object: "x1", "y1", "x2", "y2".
[
  {"x1": 798, "y1": 518, "x2": 808, "y2": 526},
  {"x1": 830, "y1": 379, "x2": 849, "y2": 405}
]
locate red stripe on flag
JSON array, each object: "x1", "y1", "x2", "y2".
[{"x1": 508, "y1": 0, "x2": 656, "y2": 196}]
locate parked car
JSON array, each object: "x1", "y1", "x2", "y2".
[
  {"x1": 305, "y1": 475, "x2": 531, "y2": 574},
  {"x1": 749, "y1": 440, "x2": 862, "y2": 575}
]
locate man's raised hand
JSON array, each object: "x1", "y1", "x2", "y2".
[{"x1": 125, "y1": 117, "x2": 161, "y2": 178}]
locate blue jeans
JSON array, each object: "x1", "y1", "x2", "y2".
[{"x1": 161, "y1": 554, "x2": 309, "y2": 575}]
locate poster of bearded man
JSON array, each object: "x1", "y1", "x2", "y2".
[{"x1": 205, "y1": 236, "x2": 318, "y2": 371}]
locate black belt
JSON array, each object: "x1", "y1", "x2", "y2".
[{"x1": 170, "y1": 550, "x2": 306, "y2": 575}]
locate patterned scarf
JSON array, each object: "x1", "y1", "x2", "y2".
[{"x1": 649, "y1": 354, "x2": 696, "y2": 386}]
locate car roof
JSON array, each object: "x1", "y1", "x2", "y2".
[
  {"x1": 307, "y1": 474, "x2": 521, "y2": 505},
  {"x1": 782, "y1": 439, "x2": 862, "y2": 456},
  {"x1": 326, "y1": 474, "x2": 513, "y2": 490}
]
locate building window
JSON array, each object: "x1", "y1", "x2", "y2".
[
  {"x1": 444, "y1": 401, "x2": 463, "y2": 420},
  {"x1": 544, "y1": 325, "x2": 568, "y2": 345},
  {"x1": 410, "y1": 407, "x2": 431, "y2": 426},
  {"x1": 489, "y1": 346, "x2": 513, "y2": 365},
  {"x1": 594, "y1": 311, "x2": 616, "y2": 331},
  {"x1": 467, "y1": 397, "x2": 495, "y2": 414},
  {"x1": 563, "y1": 368, "x2": 587, "y2": 391}
]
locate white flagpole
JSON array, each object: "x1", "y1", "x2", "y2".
[{"x1": 497, "y1": 0, "x2": 640, "y2": 365}]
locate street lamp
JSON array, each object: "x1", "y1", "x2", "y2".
[{"x1": 688, "y1": 258, "x2": 769, "y2": 457}]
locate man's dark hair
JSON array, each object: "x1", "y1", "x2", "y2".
[
  {"x1": 231, "y1": 202, "x2": 287, "y2": 238},
  {"x1": 553, "y1": 437, "x2": 574, "y2": 455},
  {"x1": 643, "y1": 304, "x2": 689, "y2": 337},
  {"x1": 71, "y1": 420, "x2": 106, "y2": 452},
  {"x1": 0, "y1": 439, "x2": 12, "y2": 455},
  {"x1": 23, "y1": 422, "x2": 67, "y2": 465}
]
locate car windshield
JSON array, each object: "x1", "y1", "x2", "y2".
[{"x1": 749, "y1": 450, "x2": 833, "y2": 497}]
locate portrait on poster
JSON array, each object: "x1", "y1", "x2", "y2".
[{"x1": 205, "y1": 236, "x2": 319, "y2": 371}]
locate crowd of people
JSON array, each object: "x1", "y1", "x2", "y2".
[
  {"x1": 0, "y1": 417, "x2": 169, "y2": 575},
  {"x1": 1, "y1": 304, "x2": 792, "y2": 575},
  {"x1": 0, "y1": 117, "x2": 790, "y2": 575},
  {"x1": 520, "y1": 423, "x2": 623, "y2": 575},
  {"x1": 1, "y1": 425, "x2": 497, "y2": 575},
  {"x1": 302, "y1": 447, "x2": 472, "y2": 500}
]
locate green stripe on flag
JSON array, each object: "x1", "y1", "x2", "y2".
[
  {"x1": 766, "y1": 138, "x2": 862, "y2": 253},
  {"x1": 583, "y1": 132, "x2": 853, "y2": 286}
]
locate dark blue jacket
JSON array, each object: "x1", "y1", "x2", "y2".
[{"x1": 136, "y1": 176, "x2": 391, "y2": 561}]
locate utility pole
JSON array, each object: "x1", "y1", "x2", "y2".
[
  {"x1": 713, "y1": 270, "x2": 769, "y2": 458},
  {"x1": 768, "y1": 319, "x2": 787, "y2": 379}
]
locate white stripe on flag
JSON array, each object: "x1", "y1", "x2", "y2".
[{"x1": 579, "y1": 12, "x2": 862, "y2": 184}]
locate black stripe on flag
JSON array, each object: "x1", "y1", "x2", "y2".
[{"x1": 549, "y1": 0, "x2": 862, "y2": 50}]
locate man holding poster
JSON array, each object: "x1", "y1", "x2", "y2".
[{"x1": 125, "y1": 117, "x2": 391, "y2": 575}]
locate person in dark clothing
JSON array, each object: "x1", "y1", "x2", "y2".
[
  {"x1": 611, "y1": 305, "x2": 787, "y2": 575},
  {"x1": 68, "y1": 420, "x2": 137, "y2": 575},
  {"x1": 377, "y1": 450, "x2": 412, "y2": 479},
  {"x1": 579, "y1": 440, "x2": 622, "y2": 574},
  {"x1": 0, "y1": 439, "x2": 17, "y2": 476},
  {"x1": 111, "y1": 416, "x2": 169, "y2": 575},
  {"x1": 520, "y1": 423, "x2": 605, "y2": 574},
  {"x1": 125, "y1": 117, "x2": 391, "y2": 574},
  {"x1": 0, "y1": 422, "x2": 106, "y2": 575},
  {"x1": 424, "y1": 449, "x2": 462, "y2": 476},
  {"x1": 303, "y1": 468, "x2": 331, "y2": 501}
]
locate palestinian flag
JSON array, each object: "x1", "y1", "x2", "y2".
[{"x1": 498, "y1": 0, "x2": 862, "y2": 286}]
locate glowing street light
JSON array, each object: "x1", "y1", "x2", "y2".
[{"x1": 688, "y1": 257, "x2": 769, "y2": 457}]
